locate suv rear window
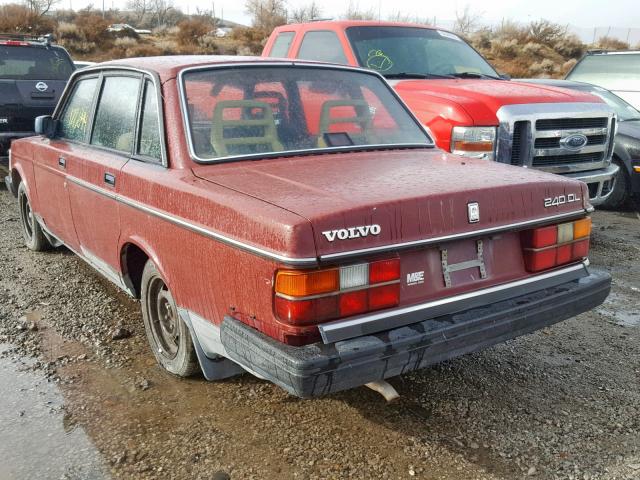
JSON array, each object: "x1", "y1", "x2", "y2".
[{"x1": 0, "y1": 45, "x2": 74, "y2": 80}]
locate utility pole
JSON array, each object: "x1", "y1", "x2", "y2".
[{"x1": 102, "y1": 0, "x2": 105, "y2": 18}]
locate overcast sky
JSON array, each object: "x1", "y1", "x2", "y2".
[{"x1": 3, "y1": 0, "x2": 640, "y2": 30}]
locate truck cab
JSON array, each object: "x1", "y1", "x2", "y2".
[{"x1": 263, "y1": 21, "x2": 619, "y2": 206}]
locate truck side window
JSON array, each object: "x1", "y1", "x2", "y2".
[
  {"x1": 137, "y1": 79, "x2": 162, "y2": 161},
  {"x1": 58, "y1": 77, "x2": 98, "y2": 142},
  {"x1": 297, "y1": 31, "x2": 348, "y2": 64},
  {"x1": 90, "y1": 76, "x2": 141, "y2": 153},
  {"x1": 269, "y1": 32, "x2": 295, "y2": 57}
]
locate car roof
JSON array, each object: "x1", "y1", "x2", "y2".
[
  {"x1": 278, "y1": 19, "x2": 445, "y2": 32},
  {"x1": 85, "y1": 55, "x2": 366, "y2": 82},
  {"x1": 586, "y1": 50, "x2": 640, "y2": 55}
]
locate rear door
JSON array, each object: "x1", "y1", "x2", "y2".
[
  {"x1": 67, "y1": 72, "x2": 142, "y2": 273},
  {"x1": 31, "y1": 74, "x2": 100, "y2": 249}
]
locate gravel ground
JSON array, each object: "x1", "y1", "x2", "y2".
[{"x1": 1, "y1": 182, "x2": 639, "y2": 480}]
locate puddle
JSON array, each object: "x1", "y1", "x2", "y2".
[
  {"x1": 0, "y1": 344, "x2": 109, "y2": 480},
  {"x1": 597, "y1": 292, "x2": 640, "y2": 327}
]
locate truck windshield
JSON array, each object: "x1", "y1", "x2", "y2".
[
  {"x1": 0, "y1": 46, "x2": 74, "y2": 80},
  {"x1": 181, "y1": 65, "x2": 431, "y2": 161},
  {"x1": 345, "y1": 26, "x2": 499, "y2": 79}
]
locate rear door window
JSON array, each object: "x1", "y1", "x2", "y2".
[
  {"x1": 90, "y1": 76, "x2": 141, "y2": 153},
  {"x1": 0, "y1": 46, "x2": 74, "y2": 80},
  {"x1": 58, "y1": 77, "x2": 98, "y2": 141},
  {"x1": 297, "y1": 31, "x2": 348, "y2": 64},
  {"x1": 269, "y1": 32, "x2": 295, "y2": 57}
]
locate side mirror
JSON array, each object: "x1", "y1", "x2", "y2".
[
  {"x1": 34, "y1": 115, "x2": 56, "y2": 138},
  {"x1": 499, "y1": 73, "x2": 511, "y2": 81}
]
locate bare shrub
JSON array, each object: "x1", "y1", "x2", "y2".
[
  {"x1": 0, "y1": 4, "x2": 55, "y2": 34},
  {"x1": 491, "y1": 38, "x2": 519, "y2": 59},
  {"x1": 562, "y1": 58, "x2": 578, "y2": 75},
  {"x1": 528, "y1": 20, "x2": 567, "y2": 45},
  {"x1": 523, "y1": 42, "x2": 545, "y2": 57},
  {"x1": 529, "y1": 58, "x2": 558, "y2": 77},
  {"x1": 554, "y1": 34, "x2": 585, "y2": 59},
  {"x1": 596, "y1": 36, "x2": 630, "y2": 51},
  {"x1": 176, "y1": 18, "x2": 212, "y2": 47},
  {"x1": 114, "y1": 36, "x2": 138, "y2": 48}
]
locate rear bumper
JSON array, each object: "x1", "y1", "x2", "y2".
[
  {"x1": 563, "y1": 163, "x2": 619, "y2": 206},
  {"x1": 220, "y1": 267, "x2": 610, "y2": 398}
]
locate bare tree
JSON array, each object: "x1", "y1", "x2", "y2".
[
  {"x1": 289, "y1": 1, "x2": 322, "y2": 23},
  {"x1": 150, "y1": 0, "x2": 174, "y2": 27},
  {"x1": 386, "y1": 11, "x2": 435, "y2": 25},
  {"x1": 245, "y1": 0, "x2": 287, "y2": 31},
  {"x1": 126, "y1": 0, "x2": 150, "y2": 24},
  {"x1": 453, "y1": 5, "x2": 481, "y2": 37},
  {"x1": 23, "y1": 0, "x2": 60, "y2": 16},
  {"x1": 342, "y1": 1, "x2": 376, "y2": 20}
]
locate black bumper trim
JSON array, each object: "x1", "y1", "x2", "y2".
[{"x1": 221, "y1": 269, "x2": 611, "y2": 398}]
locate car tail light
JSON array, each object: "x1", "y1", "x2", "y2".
[
  {"x1": 521, "y1": 217, "x2": 591, "y2": 272},
  {"x1": 274, "y1": 258, "x2": 401, "y2": 331}
]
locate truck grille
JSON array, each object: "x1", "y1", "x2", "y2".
[
  {"x1": 498, "y1": 107, "x2": 614, "y2": 173},
  {"x1": 535, "y1": 117, "x2": 609, "y2": 130},
  {"x1": 532, "y1": 152, "x2": 604, "y2": 167}
]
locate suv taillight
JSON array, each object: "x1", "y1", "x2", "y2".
[
  {"x1": 274, "y1": 259, "x2": 400, "y2": 327},
  {"x1": 521, "y1": 217, "x2": 591, "y2": 272}
]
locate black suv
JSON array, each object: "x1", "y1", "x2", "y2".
[{"x1": 0, "y1": 34, "x2": 75, "y2": 156}]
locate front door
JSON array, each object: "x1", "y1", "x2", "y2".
[
  {"x1": 32, "y1": 76, "x2": 100, "y2": 250},
  {"x1": 67, "y1": 73, "x2": 142, "y2": 274}
]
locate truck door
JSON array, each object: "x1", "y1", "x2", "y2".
[
  {"x1": 32, "y1": 75, "x2": 100, "y2": 250},
  {"x1": 67, "y1": 73, "x2": 142, "y2": 274}
]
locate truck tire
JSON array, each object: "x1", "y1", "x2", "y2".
[
  {"x1": 140, "y1": 260, "x2": 200, "y2": 377},
  {"x1": 602, "y1": 159, "x2": 630, "y2": 210},
  {"x1": 17, "y1": 182, "x2": 50, "y2": 252}
]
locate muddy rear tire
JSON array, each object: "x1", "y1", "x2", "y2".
[
  {"x1": 140, "y1": 260, "x2": 200, "y2": 377},
  {"x1": 18, "y1": 182, "x2": 50, "y2": 252}
]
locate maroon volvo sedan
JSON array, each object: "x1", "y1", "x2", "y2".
[{"x1": 5, "y1": 56, "x2": 610, "y2": 398}]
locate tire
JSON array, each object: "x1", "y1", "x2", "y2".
[
  {"x1": 17, "y1": 182, "x2": 50, "y2": 252},
  {"x1": 601, "y1": 159, "x2": 630, "y2": 210},
  {"x1": 140, "y1": 260, "x2": 200, "y2": 377}
]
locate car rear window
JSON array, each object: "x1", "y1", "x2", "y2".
[
  {"x1": 181, "y1": 65, "x2": 431, "y2": 161},
  {"x1": 568, "y1": 54, "x2": 640, "y2": 86},
  {"x1": 0, "y1": 45, "x2": 74, "y2": 80}
]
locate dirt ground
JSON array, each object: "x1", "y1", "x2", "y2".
[{"x1": 1, "y1": 181, "x2": 639, "y2": 480}]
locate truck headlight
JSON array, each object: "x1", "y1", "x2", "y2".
[{"x1": 451, "y1": 126, "x2": 497, "y2": 160}]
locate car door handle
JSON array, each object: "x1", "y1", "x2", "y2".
[
  {"x1": 104, "y1": 173, "x2": 116, "y2": 187},
  {"x1": 58, "y1": 157, "x2": 66, "y2": 168}
]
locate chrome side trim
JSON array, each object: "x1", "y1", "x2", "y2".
[
  {"x1": 176, "y1": 61, "x2": 435, "y2": 164},
  {"x1": 66, "y1": 174, "x2": 319, "y2": 266},
  {"x1": 318, "y1": 261, "x2": 589, "y2": 344},
  {"x1": 319, "y1": 209, "x2": 589, "y2": 262}
]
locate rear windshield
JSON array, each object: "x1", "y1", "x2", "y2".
[
  {"x1": 181, "y1": 65, "x2": 431, "y2": 161},
  {"x1": 0, "y1": 45, "x2": 74, "y2": 80},
  {"x1": 346, "y1": 26, "x2": 498, "y2": 78},
  {"x1": 568, "y1": 54, "x2": 640, "y2": 87}
]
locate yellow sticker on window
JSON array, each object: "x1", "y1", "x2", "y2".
[{"x1": 366, "y1": 50, "x2": 393, "y2": 72}]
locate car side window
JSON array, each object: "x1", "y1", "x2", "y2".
[
  {"x1": 269, "y1": 32, "x2": 295, "y2": 57},
  {"x1": 137, "y1": 79, "x2": 162, "y2": 161},
  {"x1": 58, "y1": 77, "x2": 98, "y2": 141},
  {"x1": 90, "y1": 75, "x2": 141, "y2": 153},
  {"x1": 297, "y1": 31, "x2": 348, "y2": 64}
]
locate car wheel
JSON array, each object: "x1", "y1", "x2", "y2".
[
  {"x1": 140, "y1": 260, "x2": 200, "y2": 377},
  {"x1": 601, "y1": 159, "x2": 630, "y2": 209},
  {"x1": 17, "y1": 182, "x2": 50, "y2": 251}
]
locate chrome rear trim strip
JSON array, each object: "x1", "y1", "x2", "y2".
[
  {"x1": 318, "y1": 261, "x2": 589, "y2": 344},
  {"x1": 319, "y1": 209, "x2": 588, "y2": 262}
]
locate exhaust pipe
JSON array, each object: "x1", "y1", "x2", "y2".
[{"x1": 365, "y1": 380, "x2": 400, "y2": 402}]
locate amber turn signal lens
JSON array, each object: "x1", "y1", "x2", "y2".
[
  {"x1": 573, "y1": 217, "x2": 592, "y2": 239},
  {"x1": 451, "y1": 140, "x2": 494, "y2": 152},
  {"x1": 275, "y1": 269, "x2": 339, "y2": 297}
]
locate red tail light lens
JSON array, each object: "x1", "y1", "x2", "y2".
[
  {"x1": 274, "y1": 258, "x2": 402, "y2": 342},
  {"x1": 521, "y1": 217, "x2": 591, "y2": 272}
]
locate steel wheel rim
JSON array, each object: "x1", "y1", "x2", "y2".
[
  {"x1": 147, "y1": 276, "x2": 180, "y2": 360},
  {"x1": 19, "y1": 192, "x2": 34, "y2": 240}
]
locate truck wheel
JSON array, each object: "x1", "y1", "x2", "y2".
[
  {"x1": 17, "y1": 182, "x2": 50, "y2": 251},
  {"x1": 140, "y1": 260, "x2": 200, "y2": 377},
  {"x1": 602, "y1": 159, "x2": 630, "y2": 209}
]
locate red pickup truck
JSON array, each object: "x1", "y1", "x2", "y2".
[
  {"x1": 264, "y1": 21, "x2": 619, "y2": 207},
  {"x1": 5, "y1": 56, "x2": 610, "y2": 398}
]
